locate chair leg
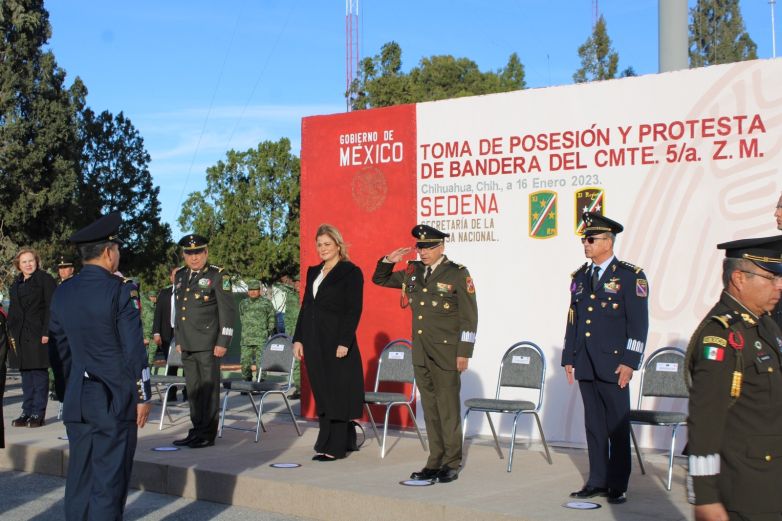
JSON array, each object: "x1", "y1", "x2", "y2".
[
  {"x1": 218, "y1": 390, "x2": 231, "y2": 438},
  {"x1": 462, "y1": 409, "x2": 471, "y2": 446},
  {"x1": 57, "y1": 402, "x2": 63, "y2": 421},
  {"x1": 508, "y1": 412, "x2": 521, "y2": 472},
  {"x1": 365, "y1": 404, "x2": 381, "y2": 442},
  {"x1": 485, "y1": 412, "x2": 504, "y2": 459},
  {"x1": 255, "y1": 394, "x2": 269, "y2": 443},
  {"x1": 282, "y1": 395, "x2": 302, "y2": 436},
  {"x1": 380, "y1": 405, "x2": 392, "y2": 458},
  {"x1": 158, "y1": 384, "x2": 174, "y2": 431},
  {"x1": 405, "y1": 403, "x2": 427, "y2": 451},
  {"x1": 630, "y1": 425, "x2": 646, "y2": 475},
  {"x1": 532, "y1": 412, "x2": 552, "y2": 465},
  {"x1": 667, "y1": 424, "x2": 679, "y2": 491}
]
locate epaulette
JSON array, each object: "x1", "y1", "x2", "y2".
[
  {"x1": 709, "y1": 313, "x2": 738, "y2": 329},
  {"x1": 406, "y1": 260, "x2": 423, "y2": 265},
  {"x1": 175, "y1": 265, "x2": 186, "y2": 273},
  {"x1": 571, "y1": 262, "x2": 588, "y2": 278},
  {"x1": 209, "y1": 264, "x2": 224, "y2": 272},
  {"x1": 618, "y1": 260, "x2": 643, "y2": 274}
]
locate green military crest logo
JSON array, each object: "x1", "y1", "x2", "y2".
[
  {"x1": 574, "y1": 187, "x2": 605, "y2": 235},
  {"x1": 529, "y1": 190, "x2": 558, "y2": 239}
]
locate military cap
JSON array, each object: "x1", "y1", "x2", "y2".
[
  {"x1": 718, "y1": 235, "x2": 782, "y2": 275},
  {"x1": 178, "y1": 233, "x2": 208, "y2": 253},
  {"x1": 69, "y1": 212, "x2": 123, "y2": 245},
  {"x1": 412, "y1": 224, "x2": 449, "y2": 249},
  {"x1": 146, "y1": 291, "x2": 157, "y2": 298},
  {"x1": 582, "y1": 212, "x2": 624, "y2": 237},
  {"x1": 247, "y1": 279, "x2": 262, "y2": 290},
  {"x1": 56, "y1": 256, "x2": 74, "y2": 269}
]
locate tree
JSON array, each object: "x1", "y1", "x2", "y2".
[
  {"x1": 77, "y1": 108, "x2": 173, "y2": 285},
  {"x1": 179, "y1": 138, "x2": 300, "y2": 283},
  {"x1": 0, "y1": 0, "x2": 81, "y2": 271},
  {"x1": 689, "y1": 0, "x2": 757, "y2": 67},
  {"x1": 348, "y1": 41, "x2": 526, "y2": 110},
  {"x1": 573, "y1": 15, "x2": 619, "y2": 83}
]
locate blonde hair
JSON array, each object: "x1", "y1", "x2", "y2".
[
  {"x1": 316, "y1": 224, "x2": 349, "y2": 261},
  {"x1": 13, "y1": 247, "x2": 41, "y2": 272}
]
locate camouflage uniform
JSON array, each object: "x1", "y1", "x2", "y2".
[
  {"x1": 140, "y1": 293, "x2": 157, "y2": 365},
  {"x1": 282, "y1": 284, "x2": 301, "y2": 388},
  {"x1": 239, "y1": 294, "x2": 275, "y2": 380}
]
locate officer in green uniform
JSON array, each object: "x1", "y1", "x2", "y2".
[
  {"x1": 141, "y1": 291, "x2": 157, "y2": 366},
  {"x1": 686, "y1": 235, "x2": 782, "y2": 521},
  {"x1": 239, "y1": 280, "x2": 275, "y2": 381},
  {"x1": 172, "y1": 234, "x2": 237, "y2": 449},
  {"x1": 373, "y1": 224, "x2": 478, "y2": 483}
]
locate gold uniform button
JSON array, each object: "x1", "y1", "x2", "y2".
[
  {"x1": 420, "y1": 301, "x2": 425, "y2": 306},
  {"x1": 181, "y1": 317, "x2": 186, "y2": 321},
  {"x1": 586, "y1": 319, "x2": 591, "y2": 325},
  {"x1": 587, "y1": 307, "x2": 593, "y2": 312},
  {"x1": 181, "y1": 307, "x2": 186, "y2": 311},
  {"x1": 443, "y1": 340, "x2": 448, "y2": 344},
  {"x1": 417, "y1": 329, "x2": 422, "y2": 334},
  {"x1": 590, "y1": 294, "x2": 596, "y2": 299},
  {"x1": 418, "y1": 315, "x2": 423, "y2": 320},
  {"x1": 614, "y1": 350, "x2": 619, "y2": 354},
  {"x1": 768, "y1": 367, "x2": 774, "y2": 373},
  {"x1": 766, "y1": 454, "x2": 772, "y2": 462},
  {"x1": 585, "y1": 332, "x2": 591, "y2": 337},
  {"x1": 423, "y1": 288, "x2": 428, "y2": 293}
]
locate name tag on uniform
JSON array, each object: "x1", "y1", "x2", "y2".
[
  {"x1": 512, "y1": 355, "x2": 530, "y2": 365},
  {"x1": 388, "y1": 351, "x2": 405, "y2": 360},
  {"x1": 270, "y1": 343, "x2": 285, "y2": 351},
  {"x1": 656, "y1": 362, "x2": 678, "y2": 372}
]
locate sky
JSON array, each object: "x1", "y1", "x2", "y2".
[{"x1": 45, "y1": 0, "x2": 781, "y2": 235}]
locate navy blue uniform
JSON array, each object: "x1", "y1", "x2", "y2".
[
  {"x1": 561, "y1": 257, "x2": 649, "y2": 492},
  {"x1": 49, "y1": 264, "x2": 151, "y2": 520}
]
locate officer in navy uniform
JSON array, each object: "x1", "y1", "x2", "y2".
[
  {"x1": 686, "y1": 236, "x2": 782, "y2": 521},
  {"x1": 49, "y1": 212, "x2": 152, "y2": 520},
  {"x1": 172, "y1": 234, "x2": 236, "y2": 448},
  {"x1": 562, "y1": 212, "x2": 649, "y2": 504},
  {"x1": 373, "y1": 224, "x2": 478, "y2": 483}
]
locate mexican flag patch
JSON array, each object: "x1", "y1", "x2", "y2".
[{"x1": 703, "y1": 345, "x2": 724, "y2": 362}]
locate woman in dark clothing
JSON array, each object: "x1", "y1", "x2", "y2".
[
  {"x1": 7, "y1": 248, "x2": 56, "y2": 427},
  {"x1": 293, "y1": 224, "x2": 364, "y2": 460}
]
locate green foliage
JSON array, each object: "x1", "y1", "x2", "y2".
[
  {"x1": 573, "y1": 15, "x2": 619, "y2": 83},
  {"x1": 77, "y1": 108, "x2": 173, "y2": 286},
  {"x1": 179, "y1": 138, "x2": 300, "y2": 283},
  {"x1": 348, "y1": 41, "x2": 526, "y2": 110},
  {"x1": 689, "y1": 0, "x2": 757, "y2": 68}
]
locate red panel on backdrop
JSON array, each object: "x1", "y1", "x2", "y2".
[{"x1": 299, "y1": 104, "x2": 418, "y2": 426}]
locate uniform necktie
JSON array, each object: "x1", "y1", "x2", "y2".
[
  {"x1": 591, "y1": 265, "x2": 600, "y2": 291},
  {"x1": 189, "y1": 270, "x2": 197, "y2": 284},
  {"x1": 424, "y1": 266, "x2": 432, "y2": 284}
]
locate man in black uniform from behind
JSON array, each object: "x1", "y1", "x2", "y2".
[{"x1": 172, "y1": 234, "x2": 236, "y2": 449}]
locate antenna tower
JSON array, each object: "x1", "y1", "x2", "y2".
[
  {"x1": 346, "y1": 0, "x2": 360, "y2": 111},
  {"x1": 592, "y1": 0, "x2": 599, "y2": 26}
]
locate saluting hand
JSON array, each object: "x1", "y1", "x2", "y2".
[
  {"x1": 293, "y1": 342, "x2": 304, "y2": 361},
  {"x1": 137, "y1": 402, "x2": 152, "y2": 428},
  {"x1": 615, "y1": 364, "x2": 633, "y2": 388},
  {"x1": 385, "y1": 247, "x2": 412, "y2": 263}
]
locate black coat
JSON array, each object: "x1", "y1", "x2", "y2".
[
  {"x1": 7, "y1": 269, "x2": 56, "y2": 369},
  {"x1": 0, "y1": 312, "x2": 8, "y2": 448},
  {"x1": 153, "y1": 286, "x2": 174, "y2": 345},
  {"x1": 293, "y1": 260, "x2": 364, "y2": 421}
]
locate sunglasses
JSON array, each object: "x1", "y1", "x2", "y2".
[{"x1": 580, "y1": 236, "x2": 609, "y2": 244}]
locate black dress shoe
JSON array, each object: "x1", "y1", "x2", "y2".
[
  {"x1": 313, "y1": 454, "x2": 338, "y2": 462},
  {"x1": 410, "y1": 468, "x2": 440, "y2": 480},
  {"x1": 187, "y1": 438, "x2": 215, "y2": 449},
  {"x1": 172, "y1": 433, "x2": 196, "y2": 446},
  {"x1": 27, "y1": 415, "x2": 45, "y2": 428},
  {"x1": 11, "y1": 414, "x2": 31, "y2": 427},
  {"x1": 569, "y1": 486, "x2": 608, "y2": 498},
  {"x1": 607, "y1": 489, "x2": 627, "y2": 504},
  {"x1": 436, "y1": 466, "x2": 459, "y2": 483}
]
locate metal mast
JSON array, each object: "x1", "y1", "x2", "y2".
[{"x1": 346, "y1": 0, "x2": 360, "y2": 111}]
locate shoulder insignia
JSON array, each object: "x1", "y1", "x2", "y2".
[
  {"x1": 175, "y1": 265, "x2": 186, "y2": 273},
  {"x1": 571, "y1": 262, "x2": 588, "y2": 278},
  {"x1": 710, "y1": 313, "x2": 737, "y2": 329},
  {"x1": 210, "y1": 264, "x2": 224, "y2": 272},
  {"x1": 406, "y1": 260, "x2": 423, "y2": 266},
  {"x1": 618, "y1": 260, "x2": 643, "y2": 274}
]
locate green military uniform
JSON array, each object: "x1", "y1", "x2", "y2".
[
  {"x1": 141, "y1": 292, "x2": 156, "y2": 365},
  {"x1": 174, "y1": 250, "x2": 237, "y2": 443},
  {"x1": 282, "y1": 283, "x2": 301, "y2": 388},
  {"x1": 687, "y1": 235, "x2": 782, "y2": 518},
  {"x1": 239, "y1": 286, "x2": 275, "y2": 381},
  {"x1": 373, "y1": 252, "x2": 478, "y2": 471}
]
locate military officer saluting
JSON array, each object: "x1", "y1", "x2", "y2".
[
  {"x1": 687, "y1": 236, "x2": 782, "y2": 521},
  {"x1": 373, "y1": 224, "x2": 478, "y2": 483},
  {"x1": 562, "y1": 212, "x2": 649, "y2": 504},
  {"x1": 49, "y1": 212, "x2": 152, "y2": 520},
  {"x1": 173, "y1": 234, "x2": 237, "y2": 448},
  {"x1": 239, "y1": 279, "x2": 275, "y2": 381}
]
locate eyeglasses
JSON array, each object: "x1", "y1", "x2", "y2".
[
  {"x1": 739, "y1": 269, "x2": 782, "y2": 282},
  {"x1": 580, "y1": 236, "x2": 609, "y2": 244}
]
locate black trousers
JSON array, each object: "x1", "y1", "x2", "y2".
[
  {"x1": 65, "y1": 379, "x2": 137, "y2": 521},
  {"x1": 181, "y1": 349, "x2": 220, "y2": 441},
  {"x1": 578, "y1": 379, "x2": 631, "y2": 491},
  {"x1": 20, "y1": 368, "x2": 49, "y2": 416},
  {"x1": 314, "y1": 416, "x2": 357, "y2": 458},
  {"x1": 729, "y1": 512, "x2": 782, "y2": 521}
]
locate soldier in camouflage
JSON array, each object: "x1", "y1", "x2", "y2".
[
  {"x1": 281, "y1": 276, "x2": 301, "y2": 390},
  {"x1": 141, "y1": 291, "x2": 157, "y2": 366},
  {"x1": 239, "y1": 280, "x2": 276, "y2": 381}
]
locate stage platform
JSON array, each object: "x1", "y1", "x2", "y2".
[{"x1": 0, "y1": 376, "x2": 692, "y2": 521}]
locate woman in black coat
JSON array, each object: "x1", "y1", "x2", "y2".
[
  {"x1": 7, "y1": 248, "x2": 56, "y2": 427},
  {"x1": 293, "y1": 224, "x2": 364, "y2": 460}
]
